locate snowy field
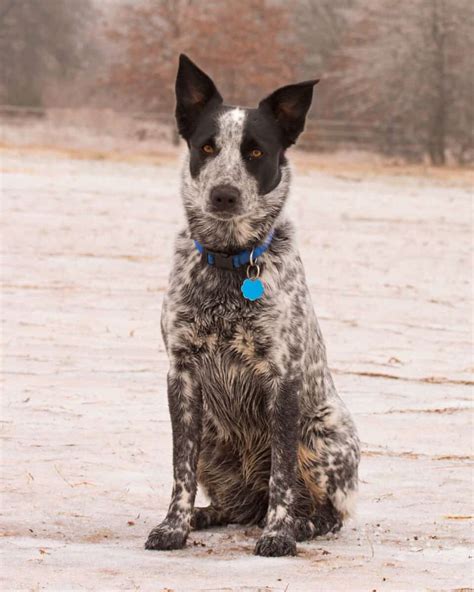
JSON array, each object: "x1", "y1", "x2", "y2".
[{"x1": 1, "y1": 146, "x2": 472, "y2": 591}]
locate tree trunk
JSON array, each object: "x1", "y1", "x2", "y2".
[{"x1": 428, "y1": 0, "x2": 447, "y2": 166}]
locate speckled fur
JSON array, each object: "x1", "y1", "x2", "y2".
[{"x1": 145, "y1": 56, "x2": 360, "y2": 557}]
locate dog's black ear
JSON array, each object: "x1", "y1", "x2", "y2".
[
  {"x1": 259, "y1": 80, "x2": 319, "y2": 148},
  {"x1": 175, "y1": 54, "x2": 223, "y2": 139}
]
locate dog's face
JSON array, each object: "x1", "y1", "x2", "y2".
[{"x1": 175, "y1": 54, "x2": 317, "y2": 251}]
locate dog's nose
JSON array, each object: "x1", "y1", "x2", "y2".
[{"x1": 209, "y1": 185, "x2": 241, "y2": 214}]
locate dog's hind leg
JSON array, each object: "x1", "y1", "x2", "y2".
[
  {"x1": 296, "y1": 434, "x2": 359, "y2": 539},
  {"x1": 312, "y1": 498, "x2": 343, "y2": 536},
  {"x1": 191, "y1": 506, "x2": 229, "y2": 530},
  {"x1": 293, "y1": 517, "x2": 316, "y2": 541},
  {"x1": 292, "y1": 501, "x2": 342, "y2": 541}
]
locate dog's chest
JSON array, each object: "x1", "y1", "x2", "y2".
[
  {"x1": 183, "y1": 308, "x2": 281, "y2": 433},
  {"x1": 164, "y1": 242, "x2": 305, "y2": 433}
]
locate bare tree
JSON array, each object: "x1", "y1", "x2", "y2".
[
  {"x1": 0, "y1": 0, "x2": 95, "y2": 107},
  {"x1": 292, "y1": 0, "x2": 355, "y2": 76},
  {"x1": 329, "y1": 0, "x2": 473, "y2": 164}
]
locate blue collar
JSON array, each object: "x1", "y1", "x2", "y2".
[{"x1": 194, "y1": 230, "x2": 274, "y2": 270}]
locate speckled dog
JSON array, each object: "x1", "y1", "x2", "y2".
[{"x1": 145, "y1": 54, "x2": 360, "y2": 557}]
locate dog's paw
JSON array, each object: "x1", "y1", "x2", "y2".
[
  {"x1": 293, "y1": 517, "x2": 317, "y2": 542},
  {"x1": 254, "y1": 532, "x2": 297, "y2": 557},
  {"x1": 191, "y1": 506, "x2": 217, "y2": 530},
  {"x1": 145, "y1": 523, "x2": 188, "y2": 551}
]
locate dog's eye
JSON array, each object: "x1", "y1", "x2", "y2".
[
  {"x1": 249, "y1": 148, "x2": 263, "y2": 159},
  {"x1": 202, "y1": 144, "x2": 215, "y2": 155}
]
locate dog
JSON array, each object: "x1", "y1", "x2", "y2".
[{"x1": 145, "y1": 54, "x2": 360, "y2": 557}]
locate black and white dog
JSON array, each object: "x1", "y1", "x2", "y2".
[{"x1": 145, "y1": 55, "x2": 360, "y2": 557}]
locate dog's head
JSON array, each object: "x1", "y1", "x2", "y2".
[{"x1": 175, "y1": 54, "x2": 318, "y2": 251}]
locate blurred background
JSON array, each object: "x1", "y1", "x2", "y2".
[
  {"x1": 1, "y1": 0, "x2": 473, "y2": 165},
  {"x1": 1, "y1": 2, "x2": 473, "y2": 589}
]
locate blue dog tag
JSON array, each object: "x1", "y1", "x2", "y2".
[{"x1": 241, "y1": 278, "x2": 264, "y2": 301}]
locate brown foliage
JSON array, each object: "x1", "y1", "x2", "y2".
[{"x1": 106, "y1": 0, "x2": 303, "y2": 112}]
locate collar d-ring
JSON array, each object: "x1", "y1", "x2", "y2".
[
  {"x1": 249, "y1": 248, "x2": 256, "y2": 266},
  {"x1": 247, "y1": 248, "x2": 260, "y2": 279},
  {"x1": 247, "y1": 263, "x2": 260, "y2": 279}
]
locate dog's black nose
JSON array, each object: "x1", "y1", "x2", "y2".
[{"x1": 209, "y1": 185, "x2": 241, "y2": 214}]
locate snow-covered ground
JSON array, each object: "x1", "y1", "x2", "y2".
[{"x1": 1, "y1": 147, "x2": 472, "y2": 591}]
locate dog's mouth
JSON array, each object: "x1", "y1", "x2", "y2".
[
  {"x1": 204, "y1": 205, "x2": 247, "y2": 221},
  {"x1": 205, "y1": 211, "x2": 241, "y2": 221}
]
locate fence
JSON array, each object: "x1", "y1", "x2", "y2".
[
  {"x1": 0, "y1": 104, "x2": 422, "y2": 157},
  {"x1": 300, "y1": 119, "x2": 424, "y2": 157}
]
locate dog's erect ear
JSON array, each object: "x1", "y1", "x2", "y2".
[
  {"x1": 175, "y1": 54, "x2": 223, "y2": 139},
  {"x1": 259, "y1": 80, "x2": 319, "y2": 148}
]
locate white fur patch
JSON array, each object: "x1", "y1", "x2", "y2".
[
  {"x1": 176, "y1": 490, "x2": 192, "y2": 510},
  {"x1": 332, "y1": 488, "x2": 358, "y2": 518},
  {"x1": 273, "y1": 504, "x2": 288, "y2": 522},
  {"x1": 228, "y1": 107, "x2": 245, "y2": 124}
]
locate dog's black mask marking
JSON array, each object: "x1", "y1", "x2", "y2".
[{"x1": 176, "y1": 54, "x2": 318, "y2": 196}]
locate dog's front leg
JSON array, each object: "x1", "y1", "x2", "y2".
[
  {"x1": 255, "y1": 376, "x2": 300, "y2": 557},
  {"x1": 145, "y1": 365, "x2": 201, "y2": 550}
]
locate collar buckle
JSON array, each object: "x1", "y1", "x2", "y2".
[{"x1": 202, "y1": 249, "x2": 235, "y2": 270}]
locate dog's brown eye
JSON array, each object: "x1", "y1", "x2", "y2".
[
  {"x1": 250, "y1": 148, "x2": 263, "y2": 159},
  {"x1": 202, "y1": 144, "x2": 215, "y2": 155}
]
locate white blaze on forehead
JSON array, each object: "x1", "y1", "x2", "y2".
[
  {"x1": 229, "y1": 108, "x2": 245, "y2": 124},
  {"x1": 216, "y1": 108, "x2": 246, "y2": 150}
]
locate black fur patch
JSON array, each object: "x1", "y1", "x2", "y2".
[{"x1": 241, "y1": 108, "x2": 283, "y2": 195}]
